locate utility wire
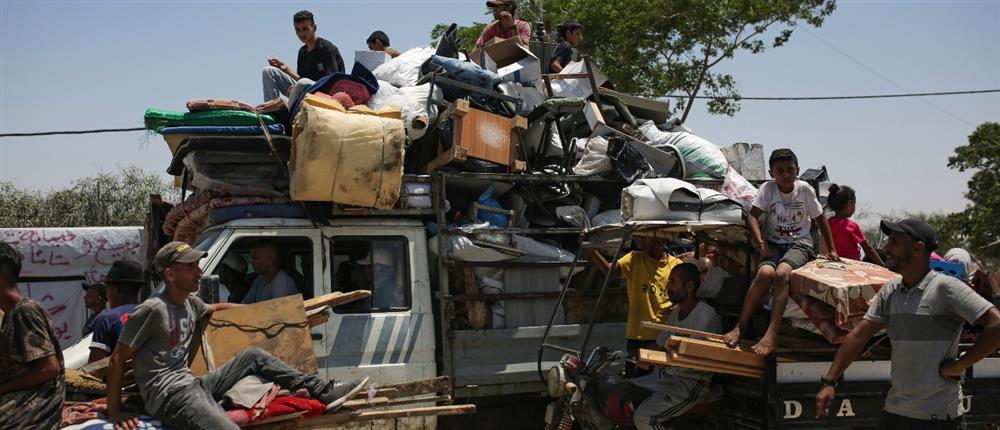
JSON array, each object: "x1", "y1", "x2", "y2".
[
  {"x1": 1, "y1": 89, "x2": 997, "y2": 138},
  {"x1": 652, "y1": 89, "x2": 1000, "y2": 100},
  {"x1": 800, "y1": 27, "x2": 978, "y2": 127},
  {"x1": 0, "y1": 127, "x2": 145, "y2": 138}
]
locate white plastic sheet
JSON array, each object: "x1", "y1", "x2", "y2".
[
  {"x1": 572, "y1": 136, "x2": 612, "y2": 175},
  {"x1": 373, "y1": 46, "x2": 436, "y2": 88}
]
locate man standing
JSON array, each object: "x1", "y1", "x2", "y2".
[
  {"x1": 0, "y1": 242, "x2": 65, "y2": 430},
  {"x1": 81, "y1": 281, "x2": 108, "y2": 336},
  {"x1": 86, "y1": 259, "x2": 145, "y2": 363},
  {"x1": 242, "y1": 241, "x2": 299, "y2": 304},
  {"x1": 262, "y1": 10, "x2": 345, "y2": 103},
  {"x1": 107, "y1": 242, "x2": 368, "y2": 430},
  {"x1": 632, "y1": 263, "x2": 724, "y2": 430},
  {"x1": 591, "y1": 236, "x2": 681, "y2": 377},
  {"x1": 815, "y1": 219, "x2": 1000, "y2": 429},
  {"x1": 476, "y1": 0, "x2": 532, "y2": 47}
]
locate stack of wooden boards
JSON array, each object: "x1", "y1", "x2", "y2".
[
  {"x1": 638, "y1": 322, "x2": 764, "y2": 379},
  {"x1": 247, "y1": 376, "x2": 476, "y2": 429}
]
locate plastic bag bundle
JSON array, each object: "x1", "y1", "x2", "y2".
[
  {"x1": 373, "y1": 46, "x2": 436, "y2": 87},
  {"x1": 572, "y1": 136, "x2": 612, "y2": 175},
  {"x1": 639, "y1": 120, "x2": 728, "y2": 179}
]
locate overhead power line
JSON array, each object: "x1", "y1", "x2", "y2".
[
  {"x1": 654, "y1": 89, "x2": 1000, "y2": 100},
  {"x1": 0, "y1": 127, "x2": 146, "y2": 138},
  {"x1": 1, "y1": 88, "x2": 997, "y2": 139}
]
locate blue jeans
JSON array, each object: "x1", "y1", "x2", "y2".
[
  {"x1": 261, "y1": 66, "x2": 314, "y2": 103},
  {"x1": 154, "y1": 347, "x2": 333, "y2": 430}
]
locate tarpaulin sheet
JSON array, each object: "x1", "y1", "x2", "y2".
[
  {"x1": 1, "y1": 227, "x2": 143, "y2": 348},
  {"x1": 144, "y1": 108, "x2": 275, "y2": 130},
  {"x1": 290, "y1": 94, "x2": 405, "y2": 208}
]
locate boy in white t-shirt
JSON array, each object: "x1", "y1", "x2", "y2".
[{"x1": 723, "y1": 148, "x2": 838, "y2": 355}]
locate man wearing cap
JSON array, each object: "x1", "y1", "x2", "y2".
[
  {"x1": 816, "y1": 219, "x2": 1000, "y2": 429},
  {"x1": 86, "y1": 259, "x2": 145, "y2": 364},
  {"x1": 477, "y1": 0, "x2": 532, "y2": 47},
  {"x1": 0, "y1": 241, "x2": 65, "y2": 430},
  {"x1": 81, "y1": 281, "x2": 108, "y2": 336},
  {"x1": 108, "y1": 241, "x2": 369, "y2": 430}
]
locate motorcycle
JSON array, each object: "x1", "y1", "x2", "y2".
[{"x1": 543, "y1": 346, "x2": 651, "y2": 430}]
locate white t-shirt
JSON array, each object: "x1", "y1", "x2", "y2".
[
  {"x1": 752, "y1": 180, "x2": 823, "y2": 246},
  {"x1": 653, "y1": 301, "x2": 724, "y2": 381}
]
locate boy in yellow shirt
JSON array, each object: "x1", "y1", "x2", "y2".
[{"x1": 592, "y1": 236, "x2": 681, "y2": 376}]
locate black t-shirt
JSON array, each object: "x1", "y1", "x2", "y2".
[
  {"x1": 297, "y1": 37, "x2": 345, "y2": 81},
  {"x1": 549, "y1": 41, "x2": 574, "y2": 73}
]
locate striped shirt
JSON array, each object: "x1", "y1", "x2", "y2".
[{"x1": 863, "y1": 270, "x2": 994, "y2": 420}]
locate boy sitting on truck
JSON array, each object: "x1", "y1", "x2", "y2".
[
  {"x1": 632, "y1": 263, "x2": 724, "y2": 430},
  {"x1": 723, "y1": 148, "x2": 838, "y2": 355}
]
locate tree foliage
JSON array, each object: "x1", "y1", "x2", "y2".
[
  {"x1": 431, "y1": 22, "x2": 488, "y2": 54},
  {"x1": 436, "y1": 0, "x2": 836, "y2": 121},
  {"x1": 939, "y1": 122, "x2": 1000, "y2": 262},
  {"x1": 0, "y1": 166, "x2": 177, "y2": 228}
]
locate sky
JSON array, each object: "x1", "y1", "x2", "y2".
[{"x1": 1, "y1": 0, "x2": 998, "y2": 226}]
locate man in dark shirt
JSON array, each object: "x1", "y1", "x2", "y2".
[
  {"x1": 0, "y1": 241, "x2": 65, "y2": 430},
  {"x1": 86, "y1": 259, "x2": 145, "y2": 363},
  {"x1": 81, "y1": 281, "x2": 107, "y2": 336},
  {"x1": 261, "y1": 10, "x2": 345, "y2": 103}
]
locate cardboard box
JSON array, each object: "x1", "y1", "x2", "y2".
[
  {"x1": 355, "y1": 51, "x2": 392, "y2": 72},
  {"x1": 483, "y1": 38, "x2": 541, "y2": 85},
  {"x1": 583, "y1": 101, "x2": 606, "y2": 132},
  {"x1": 469, "y1": 37, "x2": 505, "y2": 66}
]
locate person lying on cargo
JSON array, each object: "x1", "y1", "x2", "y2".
[
  {"x1": 632, "y1": 263, "x2": 724, "y2": 430},
  {"x1": 591, "y1": 236, "x2": 682, "y2": 377},
  {"x1": 106, "y1": 241, "x2": 370, "y2": 430},
  {"x1": 476, "y1": 0, "x2": 532, "y2": 47},
  {"x1": 261, "y1": 10, "x2": 346, "y2": 104},
  {"x1": 242, "y1": 241, "x2": 299, "y2": 304},
  {"x1": 815, "y1": 219, "x2": 1000, "y2": 428},
  {"x1": 549, "y1": 21, "x2": 582, "y2": 73},
  {"x1": 87, "y1": 259, "x2": 144, "y2": 364},
  {"x1": 0, "y1": 241, "x2": 65, "y2": 430},
  {"x1": 367, "y1": 30, "x2": 401, "y2": 58},
  {"x1": 723, "y1": 148, "x2": 838, "y2": 356}
]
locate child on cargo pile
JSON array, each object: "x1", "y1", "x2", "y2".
[
  {"x1": 723, "y1": 148, "x2": 839, "y2": 355},
  {"x1": 826, "y1": 184, "x2": 885, "y2": 267}
]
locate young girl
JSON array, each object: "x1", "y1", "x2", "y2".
[{"x1": 827, "y1": 184, "x2": 885, "y2": 266}]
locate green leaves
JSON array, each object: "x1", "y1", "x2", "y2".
[{"x1": 0, "y1": 166, "x2": 177, "y2": 228}]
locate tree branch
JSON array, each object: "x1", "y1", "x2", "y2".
[{"x1": 681, "y1": 40, "x2": 713, "y2": 122}]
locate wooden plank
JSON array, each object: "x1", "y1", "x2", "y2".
[
  {"x1": 342, "y1": 394, "x2": 451, "y2": 410},
  {"x1": 243, "y1": 411, "x2": 308, "y2": 428},
  {"x1": 669, "y1": 352, "x2": 763, "y2": 379},
  {"x1": 190, "y1": 295, "x2": 316, "y2": 377},
  {"x1": 374, "y1": 376, "x2": 452, "y2": 399},
  {"x1": 463, "y1": 267, "x2": 490, "y2": 329},
  {"x1": 426, "y1": 145, "x2": 468, "y2": 173},
  {"x1": 640, "y1": 321, "x2": 727, "y2": 343},
  {"x1": 255, "y1": 405, "x2": 476, "y2": 430},
  {"x1": 638, "y1": 348, "x2": 762, "y2": 379},
  {"x1": 676, "y1": 337, "x2": 765, "y2": 369},
  {"x1": 303, "y1": 291, "x2": 371, "y2": 311}
]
